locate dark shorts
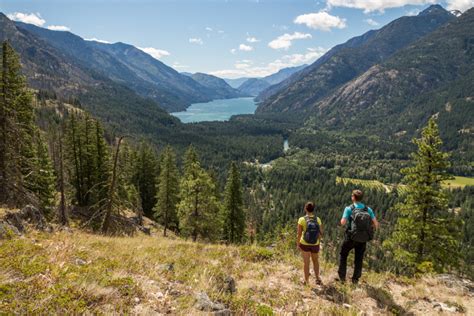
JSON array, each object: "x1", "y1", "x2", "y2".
[{"x1": 299, "y1": 244, "x2": 320, "y2": 253}]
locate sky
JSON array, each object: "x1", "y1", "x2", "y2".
[{"x1": 2, "y1": 0, "x2": 473, "y2": 78}]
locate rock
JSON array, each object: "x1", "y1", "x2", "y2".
[
  {"x1": 343, "y1": 303, "x2": 351, "y2": 309},
  {"x1": 0, "y1": 222, "x2": 21, "y2": 239},
  {"x1": 133, "y1": 297, "x2": 140, "y2": 304},
  {"x1": 75, "y1": 258, "x2": 87, "y2": 266},
  {"x1": 223, "y1": 276, "x2": 236, "y2": 294},
  {"x1": 213, "y1": 309, "x2": 231, "y2": 316},
  {"x1": 5, "y1": 205, "x2": 52, "y2": 233},
  {"x1": 195, "y1": 292, "x2": 226, "y2": 312},
  {"x1": 437, "y1": 274, "x2": 474, "y2": 294},
  {"x1": 20, "y1": 205, "x2": 52, "y2": 232},
  {"x1": 433, "y1": 302, "x2": 458, "y2": 313},
  {"x1": 4, "y1": 212, "x2": 25, "y2": 233}
]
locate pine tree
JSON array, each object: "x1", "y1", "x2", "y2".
[
  {"x1": 0, "y1": 41, "x2": 55, "y2": 210},
  {"x1": 65, "y1": 114, "x2": 110, "y2": 213},
  {"x1": 178, "y1": 148, "x2": 222, "y2": 242},
  {"x1": 222, "y1": 162, "x2": 245, "y2": 243},
  {"x1": 384, "y1": 118, "x2": 462, "y2": 274},
  {"x1": 154, "y1": 146, "x2": 180, "y2": 236},
  {"x1": 29, "y1": 130, "x2": 56, "y2": 218},
  {"x1": 132, "y1": 142, "x2": 158, "y2": 218}
]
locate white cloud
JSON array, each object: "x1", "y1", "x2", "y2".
[
  {"x1": 239, "y1": 44, "x2": 254, "y2": 51},
  {"x1": 406, "y1": 8, "x2": 421, "y2": 15},
  {"x1": 137, "y1": 47, "x2": 170, "y2": 59},
  {"x1": 210, "y1": 47, "x2": 327, "y2": 79},
  {"x1": 47, "y1": 25, "x2": 71, "y2": 31},
  {"x1": 189, "y1": 37, "x2": 204, "y2": 45},
  {"x1": 364, "y1": 18, "x2": 380, "y2": 26},
  {"x1": 172, "y1": 62, "x2": 189, "y2": 70},
  {"x1": 205, "y1": 27, "x2": 213, "y2": 31},
  {"x1": 246, "y1": 36, "x2": 260, "y2": 43},
  {"x1": 230, "y1": 48, "x2": 237, "y2": 54},
  {"x1": 326, "y1": 0, "x2": 437, "y2": 13},
  {"x1": 294, "y1": 11, "x2": 347, "y2": 31},
  {"x1": 446, "y1": 0, "x2": 474, "y2": 12},
  {"x1": 7, "y1": 12, "x2": 45, "y2": 26},
  {"x1": 268, "y1": 32, "x2": 312, "y2": 50},
  {"x1": 85, "y1": 38, "x2": 111, "y2": 44}
]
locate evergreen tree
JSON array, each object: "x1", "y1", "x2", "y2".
[
  {"x1": 65, "y1": 114, "x2": 111, "y2": 212},
  {"x1": 222, "y1": 162, "x2": 245, "y2": 243},
  {"x1": 117, "y1": 143, "x2": 141, "y2": 221},
  {"x1": 384, "y1": 119, "x2": 462, "y2": 274},
  {"x1": 29, "y1": 130, "x2": 56, "y2": 218},
  {"x1": 0, "y1": 41, "x2": 55, "y2": 211},
  {"x1": 132, "y1": 142, "x2": 158, "y2": 218},
  {"x1": 154, "y1": 146, "x2": 180, "y2": 236},
  {"x1": 178, "y1": 149, "x2": 222, "y2": 242},
  {"x1": 0, "y1": 41, "x2": 30, "y2": 204}
]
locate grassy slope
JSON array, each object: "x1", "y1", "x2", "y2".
[
  {"x1": 337, "y1": 176, "x2": 474, "y2": 194},
  {"x1": 1, "y1": 229, "x2": 472, "y2": 315}
]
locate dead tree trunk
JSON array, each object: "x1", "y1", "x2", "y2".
[{"x1": 101, "y1": 136, "x2": 124, "y2": 234}]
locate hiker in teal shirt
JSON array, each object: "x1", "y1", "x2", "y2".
[{"x1": 337, "y1": 189, "x2": 379, "y2": 284}]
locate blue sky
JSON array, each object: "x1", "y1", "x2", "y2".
[{"x1": 2, "y1": 0, "x2": 472, "y2": 78}]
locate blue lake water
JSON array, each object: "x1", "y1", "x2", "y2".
[{"x1": 171, "y1": 97, "x2": 256, "y2": 123}]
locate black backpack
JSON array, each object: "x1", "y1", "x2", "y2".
[
  {"x1": 303, "y1": 216, "x2": 320, "y2": 244},
  {"x1": 348, "y1": 205, "x2": 374, "y2": 243}
]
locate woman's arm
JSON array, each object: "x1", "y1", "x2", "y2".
[
  {"x1": 297, "y1": 224, "x2": 303, "y2": 247},
  {"x1": 319, "y1": 223, "x2": 324, "y2": 239}
]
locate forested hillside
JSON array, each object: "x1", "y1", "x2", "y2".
[{"x1": 256, "y1": 5, "x2": 454, "y2": 113}]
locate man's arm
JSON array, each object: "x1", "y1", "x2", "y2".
[
  {"x1": 340, "y1": 207, "x2": 350, "y2": 226},
  {"x1": 368, "y1": 208, "x2": 379, "y2": 230},
  {"x1": 372, "y1": 218, "x2": 379, "y2": 230}
]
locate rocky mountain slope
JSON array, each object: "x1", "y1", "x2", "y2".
[
  {"x1": 306, "y1": 6, "x2": 474, "y2": 148},
  {"x1": 256, "y1": 5, "x2": 455, "y2": 113}
]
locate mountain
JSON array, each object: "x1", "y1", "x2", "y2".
[
  {"x1": 0, "y1": 13, "x2": 179, "y2": 136},
  {"x1": 256, "y1": 5, "x2": 455, "y2": 113},
  {"x1": 237, "y1": 79, "x2": 271, "y2": 97},
  {"x1": 237, "y1": 64, "x2": 307, "y2": 96},
  {"x1": 224, "y1": 77, "x2": 251, "y2": 88},
  {"x1": 255, "y1": 30, "x2": 379, "y2": 103},
  {"x1": 190, "y1": 73, "x2": 246, "y2": 99},
  {"x1": 307, "y1": 7, "x2": 474, "y2": 148},
  {"x1": 13, "y1": 21, "x2": 231, "y2": 112},
  {"x1": 263, "y1": 64, "x2": 308, "y2": 85}
]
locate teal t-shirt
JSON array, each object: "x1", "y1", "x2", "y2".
[{"x1": 342, "y1": 203, "x2": 376, "y2": 220}]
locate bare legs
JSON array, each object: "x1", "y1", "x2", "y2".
[
  {"x1": 301, "y1": 251, "x2": 321, "y2": 284},
  {"x1": 302, "y1": 251, "x2": 311, "y2": 284},
  {"x1": 311, "y1": 252, "x2": 321, "y2": 283}
]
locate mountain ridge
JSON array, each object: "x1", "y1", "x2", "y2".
[{"x1": 256, "y1": 4, "x2": 455, "y2": 113}]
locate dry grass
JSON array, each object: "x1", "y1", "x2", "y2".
[{"x1": 0, "y1": 229, "x2": 472, "y2": 315}]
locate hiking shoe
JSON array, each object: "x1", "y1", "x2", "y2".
[
  {"x1": 335, "y1": 277, "x2": 345, "y2": 283},
  {"x1": 351, "y1": 279, "x2": 359, "y2": 285},
  {"x1": 315, "y1": 278, "x2": 323, "y2": 286}
]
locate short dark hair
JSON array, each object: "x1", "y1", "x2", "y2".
[
  {"x1": 305, "y1": 201, "x2": 315, "y2": 213},
  {"x1": 352, "y1": 190, "x2": 363, "y2": 201}
]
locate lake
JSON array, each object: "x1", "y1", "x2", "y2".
[{"x1": 171, "y1": 97, "x2": 256, "y2": 123}]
